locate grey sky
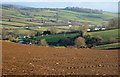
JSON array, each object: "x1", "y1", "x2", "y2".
[
  {"x1": 1, "y1": 0, "x2": 119, "y2": 13},
  {"x1": 1, "y1": 0, "x2": 119, "y2": 2}
]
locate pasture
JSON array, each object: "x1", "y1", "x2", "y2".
[{"x1": 89, "y1": 29, "x2": 119, "y2": 41}]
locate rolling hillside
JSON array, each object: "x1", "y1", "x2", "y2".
[
  {"x1": 1, "y1": 4, "x2": 117, "y2": 28},
  {"x1": 1, "y1": 4, "x2": 119, "y2": 76}
]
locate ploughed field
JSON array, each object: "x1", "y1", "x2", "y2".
[{"x1": 2, "y1": 41, "x2": 119, "y2": 75}]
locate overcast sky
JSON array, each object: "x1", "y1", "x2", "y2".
[
  {"x1": 1, "y1": 0, "x2": 119, "y2": 2},
  {"x1": 1, "y1": 0, "x2": 119, "y2": 13}
]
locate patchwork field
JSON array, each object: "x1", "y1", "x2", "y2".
[
  {"x1": 1, "y1": 4, "x2": 117, "y2": 28},
  {"x1": 2, "y1": 41, "x2": 119, "y2": 75}
]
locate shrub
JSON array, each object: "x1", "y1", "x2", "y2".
[
  {"x1": 58, "y1": 37, "x2": 75, "y2": 47},
  {"x1": 8, "y1": 35, "x2": 16, "y2": 42},
  {"x1": 95, "y1": 36, "x2": 104, "y2": 45},
  {"x1": 84, "y1": 35, "x2": 104, "y2": 48},
  {"x1": 109, "y1": 37, "x2": 118, "y2": 43},
  {"x1": 74, "y1": 37, "x2": 86, "y2": 48},
  {"x1": 43, "y1": 31, "x2": 51, "y2": 35},
  {"x1": 40, "y1": 39, "x2": 48, "y2": 46}
]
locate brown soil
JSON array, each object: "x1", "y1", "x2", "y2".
[{"x1": 2, "y1": 41, "x2": 119, "y2": 75}]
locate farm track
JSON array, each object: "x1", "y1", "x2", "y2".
[{"x1": 2, "y1": 41, "x2": 119, "y2": 75}]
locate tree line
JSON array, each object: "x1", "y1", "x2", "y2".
[{"x1": 64, "y1": 7, "x2": 103, "y2": 14}]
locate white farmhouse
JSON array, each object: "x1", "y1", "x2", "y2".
[
  {"x1": 94, "y1": 28, "x2": 100, "y2": 31},
  {"x1": 101, "y1": 28, "x2": 106, "y2": 30},
  {"x1": 38, "y1": 26, "x2": 41, "y2": 28},
  {"x1": 68, "y1": 25, "x2": 72, "y2": 27},
  {"x1": 87, "y1": 29, "x2": 91, "y2": 31}
]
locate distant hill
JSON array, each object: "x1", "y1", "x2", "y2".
[
  {"x1": 64, "y1": 7, "x2": 103, "y2": 14},
  {"x1": 1, "y1": 4, "x2": 117, "y2": 27}
]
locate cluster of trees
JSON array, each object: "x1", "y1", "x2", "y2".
[
  {"x1": 58, "y1": 34, "x2": 104, "y2": 48},
  {"x1": 64, "y1": 7, "x2": 103, "y2": 14},
  {"x1": 58, "y1": 33, "x2": 119, "y2": 48},
  {"x1": 100, "y1": 17, "x2": 119, "y2": 29},
  {"x1": 108, "y1": 17, "x2": 119, "y2": 28},
  {"x1": 2, "y1": 4, "x2": 17, "y2": 10}
]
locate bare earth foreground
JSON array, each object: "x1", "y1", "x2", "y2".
[{"x1": 2, "y1": 41, "x2": 119, "y2": 75}]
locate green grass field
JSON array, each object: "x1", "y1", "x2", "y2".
[
  {"x1": 96, "y1": 43, "x2": 120, "y2": 49},
  {"x1": 89, "y1": 29, "x2": 119, "y2": 41},
  {"x1": 35, "y1": 33, "x2": 79, "y2": 43}
]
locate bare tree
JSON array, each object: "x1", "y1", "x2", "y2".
[
  {"x1": 50, "y1": 26, "x2": 58, "y2": 34},
  {"x1": 77, "y1": 23, "x2": 89, "y2": 36},
  {"x1": 75, "y1": 37, "x2": 86, "y2": 48},
  {"x1": 108, "y1": 18, "x2": 118, "y2": 28},
  {"x1": 40, "y1": 39, "x2": 48, "y2": 46}
]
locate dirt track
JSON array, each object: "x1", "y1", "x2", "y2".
[{"x1": 2, "y1": 41, "x2": 119, "y2": 75}]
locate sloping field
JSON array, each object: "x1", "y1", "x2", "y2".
[
  {"x1": 2, "y1": 41, "x2": 119, "y2": 75},
  {"x1": 96, "y1": 43, "x2": 120, "y2": 49},
  {"x1": 1, "y1": 5, "x2": 117, "y2": 28},
  {"x1": 89, "y1": 29, "x2": 119, "y2": 41}
]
